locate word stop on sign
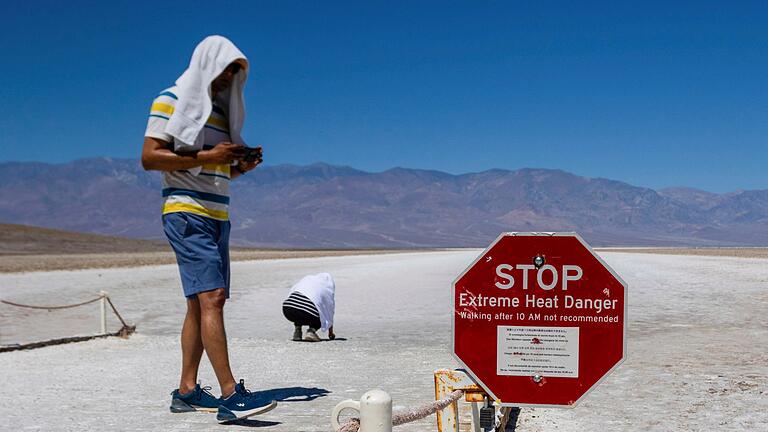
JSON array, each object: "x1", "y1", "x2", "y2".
[{"x1": 494, "y1": 263, "x2": 583, "y2": 291}]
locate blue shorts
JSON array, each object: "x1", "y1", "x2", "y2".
[{"x1": 162, "y1": 212, "x2": 231, "y2": 299}]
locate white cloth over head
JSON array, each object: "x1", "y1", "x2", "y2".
[
  {"x1": 288, "y1": 273, "x2": 336, "y2": 331},
  {"x1": 165, "y1": 35, "x2": 249, "y2": 175}
]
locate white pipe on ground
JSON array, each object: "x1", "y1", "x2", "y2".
[{"x1": 332, "y1": 389, "x2": 392, "y2": 432}]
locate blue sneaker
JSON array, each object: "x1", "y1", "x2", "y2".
[
  {"x1": 170, "y1": 383, "x2": 219, "y2": 413},
  {"x1": 217, "y1": 379, "x2": 277, "y2": 423}
]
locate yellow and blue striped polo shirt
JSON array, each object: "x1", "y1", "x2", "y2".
[{"x1": 144, "y1": 86, "x2": 233, "y2": 221}]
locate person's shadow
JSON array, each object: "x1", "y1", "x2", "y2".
[
  {"x1": 295, "y1": 337, "x2": 348, "y2": 343},
  {"x1": 254, "y1": 386, "x2": 331, "y2": 402},
  {"x1": 225, "y1": 419, "x2": 281, "y2": 427},
  {"x1": 227, "y1": 387, "x2": 331, "y2": 427}
]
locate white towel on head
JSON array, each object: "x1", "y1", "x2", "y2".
[{"x1": 165, "y1": 35, "x2": 248, "y2": 175}]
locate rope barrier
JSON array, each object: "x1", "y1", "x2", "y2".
[
  {"x1": 0, "y1": 326, "x2": 135, "y2": 353},
  {"x1": 1, "y1": 296, "x2": 102, "y2": 310},
  {"x1": 0, "y1": 292, "x2": 135, "y2": 352},
  {"x1": 338, "y1": 389, "x2": 465, "y2": 432},
  {"x1": 104, "y1": 296, "x2": 129, "y2": 328}
]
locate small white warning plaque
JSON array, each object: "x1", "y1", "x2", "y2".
[{"x1": 496, "y1": 326, "x2": 579, "y2": 377}]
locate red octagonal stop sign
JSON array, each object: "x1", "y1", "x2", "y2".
[{"x1": 452, "y1": 232, "x2": 627, "y2": 407}]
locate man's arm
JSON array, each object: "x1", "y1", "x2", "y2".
[{"x1": 141, "y1": 137, "x2": 245, "y2": 171}]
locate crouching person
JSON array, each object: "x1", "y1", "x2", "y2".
[{"x1": 282, "y1": 273, "x2": 336, "y2": 342}]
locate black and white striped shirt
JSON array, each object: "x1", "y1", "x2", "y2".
[{"x1": 282, "y1": 291, "x2": 319, "y2": 318}]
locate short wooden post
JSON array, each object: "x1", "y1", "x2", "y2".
[{"x1": 99, "y1": 291, "x2": 107, "y2": 334}]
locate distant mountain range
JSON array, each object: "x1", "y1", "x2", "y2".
[
  {"x1": 0, "y1": 223, "x2": 168, "y2": 255},
  {"x1": 1, "y1": 158, "x2": 766, "y2": 247}
]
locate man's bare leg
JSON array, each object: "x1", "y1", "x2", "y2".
[
  {"x1": 179, "y1": 297, "x2": 204, "y2": 394},
  {"x1": 198, "y1": 288, "x2": 237, "y2": 397}
]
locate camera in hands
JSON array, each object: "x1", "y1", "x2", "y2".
[{"x1": 242, "y1": 146, "x2": 263, "y2": 163}]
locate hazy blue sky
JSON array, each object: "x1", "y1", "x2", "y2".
[{"x1": 0, "y1": 1, "x2": 765, "y2": 192}]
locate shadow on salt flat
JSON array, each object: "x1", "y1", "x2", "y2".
[
  {"x1": 222, "y1": 387, "x2": 331, "y2": 428},
  {"x1": 253, "y1": 386, "x2": 331, "y2": 402},
  {"x1": 224, "y1": 418, "x2": 281, "y2": 428}
]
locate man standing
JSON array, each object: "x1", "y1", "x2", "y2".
[{"x1": 141, "y1": 35, "x2": 275, "y2": 423}]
